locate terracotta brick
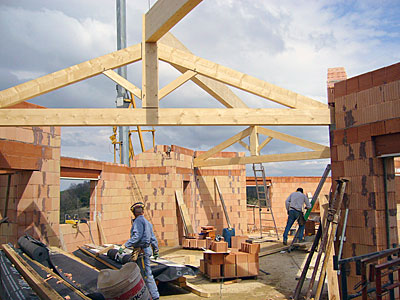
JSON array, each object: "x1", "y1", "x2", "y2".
[
  {"x1": 372, "y1": 68, "x2": 387, "y2": 86},
  {"x1": 385, "y1": 118, "x2": 400, "y2": 134},
  {"x1": 335, "y1": 80, "x2": 347, "y2": 97},
  {"x1": 358, "y1": 72, "x2": 373, "y2": 91},
  {"x1": 346, "y1": 77, "x2": 359, "y2": 94},
  {"x1": 370, "y1": 121, "x2": 386, "y2": 136},
  {"x1": 346, "y1": 127, "x2": 359, "y2": 144},
  {"x1": 207, "y1": 264, "x2": 221, "y2": 278},
  {"x1": 223, "y1": 264, "x2": 236, "y2": 278},
  {"x1": 385, "y1": 63, "x2": 400, "y2": 83}
]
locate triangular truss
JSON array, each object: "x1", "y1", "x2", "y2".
[{"x1": 0, "y1": 0, "x2": 331, "y2": 166}]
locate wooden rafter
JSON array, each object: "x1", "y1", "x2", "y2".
[
  {"x1": 257, "y1": 126, "x2": 328, "y2": 151},
  {"x1": 0, "y1": 44, "x2": 141, "y2": 108},
  {"x1": 0, "y1": 108, "x2": 330, "y2": 127},
  {"x1": 159, "y1": 70, "x2": 197, "y2": 100},
  {"x1": 159, "y1": 33, "x2": 249, "y2": 108},
  {"x1": 158, "y1": 43, "x2": 328, "y2": 109},
  {"x1": 194, "y1": 148, "x2": 331, "y2": 167},
  {"x1": 103, "y1": 70, "x2": 142, "y2": 99},
  {"x1": 238, "y1": 140, "x2": 250, "y2": 151},
  {"x1": 259, "y1": 136, "x2": 273, "y2": 151},
  {"x1": 195, "y1": 127, "x2": 252, "y2": 161},
  {"x1": 144, "y1": 0, "x2": 202, "y2": 42}
]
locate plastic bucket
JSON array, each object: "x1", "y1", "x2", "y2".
[{"x1": 97, "y1": 262, "x2": 151, "y2": 300}]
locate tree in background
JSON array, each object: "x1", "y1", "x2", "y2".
[{"x1": 60, "y1": 181, "x2": 90, "y2": 223}]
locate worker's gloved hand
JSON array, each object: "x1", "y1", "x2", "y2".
[
  {"x1": 118, "y1": 247, "x2": 125, "y2": 254},
  {"x1": 153, "y1": 248, "x2": 159, "y2": 260}
]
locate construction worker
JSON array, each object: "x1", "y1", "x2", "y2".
[
  {"x1": 282, "y1": 188, "x2": 311, "y2": 245},
  {"x1": 125, "y1": 202, "x2": 160, "y2": 300}
]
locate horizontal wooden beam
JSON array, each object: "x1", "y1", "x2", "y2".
[
  {"x1": 158, "y1": 43, "x2": 328, "y2": 109},
  {"x1": 257, "y1": 126, "x2": 328, "y2": 151},
  {"x1": 159, "y1": 33, "x2": 249, "y2": 108},
  {"x1": 145, "y1": 0, "x2": 202, "y2": 42},
  {"x1": 0, "y1": 108, "x2": 331, "y2": 126},
  {"x1": 194, "y1": 149, "x2": 331, "y2": 167},
  {"x1": 0, "y1": 44, "x2": 142, "y2": 108},
  {"x1": 159, "y1": 70, "x2": 197, "y2": 100},
  {"x1": 103, "y1": 70, "x2": 142, "y2": 99}
]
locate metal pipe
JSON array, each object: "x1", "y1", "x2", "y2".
[{"x1": 116, "y1": 0, "x2": 130, "y2": 166}]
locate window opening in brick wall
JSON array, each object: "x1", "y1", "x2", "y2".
[{"x1": 60, "y1": 178, "x2": 94, "y2": 223}]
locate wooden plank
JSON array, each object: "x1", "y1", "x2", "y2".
[
  {"x1": 175, "y1": 190, "x2": 194, "y2": 235},
  {"x1": 23, "y1": 253, "x2": 92, "y2": 300},
  {"x1": 194, "y1": 148, "x2": 331, "y2": 167},
  {"x1": 78, "y1": 246, "x2": 118, "y2": 270},
  {"x1": 96, "y1": 215, "x2": 108, "y2": 245},
  {"x1": 103, "y1": 70, "x2": 142, "y2": 99},
  {"x1": 195, "y1": 127, "x2": 252, "y2": 161},
  {"x1": 159, "y1": 33, "x2": 249, "y2": 108},
  {"x1": 238, "y1": 140, "x2": 250, "y2": 151},
  {"x1": 182, "y1": 281, "x2": 211, "y2": 298},
  {"x1": 257, "y1": 126, "x2": 328, "y2": 151},
  {"x1": 259, "y1": 245, "x2": 290, "y2": 257},
  {"x1": 144, "y1": 0, "x2": 202, "y2": 42},
  {"x1": 159, "y1": 70, "x2": 197, "y2": 100},
  {"x1": 259, "y1": 136, "x2": 273, "y2": 151},
  {"x1": 214, "y1": 178, "x2": 232, "y2": 228},
  {"x1": 0, "y1": 43, "x2": 141, "y2": 108},
  {"x1": 158, "y1": 43, "x2": 328, "y2": 109},
  {"x1": 2, "y1": 244, "x2": 64, "y2": 300},
  {"x1": 0, "y1": 108, "x2": 331, "y2": 127},
  {"x1": 249, "y1": 126, "x2": 259, "y2": 156},
  {"x1": 96, "y1": 245, "x2": 114, "y2": 256}
]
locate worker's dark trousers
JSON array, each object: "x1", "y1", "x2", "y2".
[
  {"x1": 283, "y1": 209, "x2": 305, "y2": 242},
  {"x1": 138, "y1": 247, "x2": 159, "y2": 299}
]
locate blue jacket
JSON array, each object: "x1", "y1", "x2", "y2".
[{"x1": 125, "y1": 215, "x2": 158, "y2": 250}]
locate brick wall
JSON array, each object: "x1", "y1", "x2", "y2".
[
  {"x1": 0, "y1": 122, "x2": 61, "y2": 246},
  {"x1": 59, "y1": 146, "x2": 247, "y2": 251},
  {"x1": 246, "y1": 176, "x2": 332, "y2": 233},
  {"x1": 329, "y1": 63, "x2": 400, "y2": 292}
]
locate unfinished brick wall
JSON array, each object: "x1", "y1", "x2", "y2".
[
  {"x1": 0, "y1": 103, "x2": 61, "y2": 247},
  {"x1": 59, "y1": 146, "x2": 247, "y2": 251},
  {"x1": 246, "y1": 176, "x2": 332, "y2": 233},
  {"x1": 329, "y1": 63, "x2": 400, "y2": 292}
]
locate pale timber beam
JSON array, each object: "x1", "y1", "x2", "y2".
[
  {"x1": 103, "y1": 70, "x2": 142, "y2": 99},
  {"x1": 238, "y1": 140, "x2": 250, "y2": 151},
  {"x1": 159, "y1": 33, "x2": 249, "y2": 108},
  {"x1": 259, "y1": 136, "x2": 273, "y2": 151},
  {"x1": 144, "y1": 0, "x2": 202, "y2": 42},
  {"x1": 195, "y1": 127, "x2": 252, "y2": 162},
  {"x1": 142, "y1": 16, "x2": 159, "y2": 108},
  {"x1": 0, "y1": 44, "x2": 141, "y2": 108},
  {"x1": 194, "y1": 149, "x2": 331, "y2": 167},
  {"x1": 257, "y1": 126, "x2": 328, "y2": 151},
  {"x1": 249, "y1": 126, "x2": 259, "y2": 156},
  {"x1": 0, "y1": 108, "x2": 331, "y2": 127},
  {"x1": 158, "y1": 44, "x2": 328, "y2": 109},
  {"x1": 159, "y1": 70, "x2": 197, "y2": 100}
]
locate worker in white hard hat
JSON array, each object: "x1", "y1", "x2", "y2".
[{"x1": 125, "y1": 202, "x2": 160, "y2": 300}]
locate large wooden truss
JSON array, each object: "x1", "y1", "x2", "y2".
[{"x1": 0, "y1": 0, "x2": 331, "y2": 167}]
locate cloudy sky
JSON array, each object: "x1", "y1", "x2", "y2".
[{"x1": 1, "y1": 0, "x2": 400, "y2": 176}]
